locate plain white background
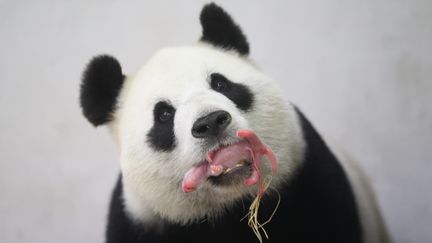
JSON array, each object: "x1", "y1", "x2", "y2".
[{"x1": 1, "y1": 1, "x2": 431, "y2": 242}]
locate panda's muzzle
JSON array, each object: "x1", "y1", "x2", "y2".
[{"x1": 191, "y1": 110, "x2": 231, "y2": 138}]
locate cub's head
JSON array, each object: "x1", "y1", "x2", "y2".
[{"x1": 80, "y1": 3, "x2": 304, "y2": 225}]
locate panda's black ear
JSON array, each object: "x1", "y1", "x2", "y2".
[
  {"x1": 80, "y1": 55, "x2": 125, "y2": 126},
  {"x1": 200, "y1": 3, "x2": 249, "y2": 55}
]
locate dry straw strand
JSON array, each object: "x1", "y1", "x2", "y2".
[{"x1": 245, "y1": 175, "x2": 281, "y2": 243}]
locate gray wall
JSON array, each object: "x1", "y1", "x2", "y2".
[{"x1": 1, "y1": 1, "x2": 431, "y2": 242}]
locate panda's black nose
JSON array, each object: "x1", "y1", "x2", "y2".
[{"x1": 192, "y1": 110, "x2": 232, "y2": 138}]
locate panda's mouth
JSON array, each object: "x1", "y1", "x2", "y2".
[
  {"x1": 220, "y1": 159, "x2": 249, "y2": 175},
  {"x1": 181, "y1": 129, "x2": 278, "y2": 193},
  {"x1": 207, "y1": 158, "x2": 252, "y2": 186}
]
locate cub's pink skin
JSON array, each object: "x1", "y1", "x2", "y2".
[
  {"x1": 237, "y1": 129, "x2": 278, "y2": 196},
  {"x1": 181, "y1": 129, "x2": 278, "y2": 193},
  {"x1": 236, "y1": 130, "x2": 278, "y2": 174}
]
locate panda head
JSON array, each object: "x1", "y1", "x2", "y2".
[{"x1": 80, "y1": 3, "x2": 304, "y2": 225}]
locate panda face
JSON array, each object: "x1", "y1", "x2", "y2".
[
  {"x1": 110, "y1": 45, "x2": 305, "y2": 224},
  {"x1": 80, "y1": 3, "x2": 305, "y2": 225}
]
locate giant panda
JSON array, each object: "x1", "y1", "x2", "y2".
[{"x1": 80, "y1": 3, "x2": 390, "y2": 243}]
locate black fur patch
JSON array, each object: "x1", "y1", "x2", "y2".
[
  {"x1": 209, "y1": 73, "x2": 254, "y2": 111},
  {"x1": 200, "y1": 3, "x2": 250, "y2": 55},
  {"x1": 80, "y1": 55, "x2": 124, "y2": 126},
  {"x1": 105, "y1": 108, "x2": 362, "y2": 243},
  {"x1": 106, "y1": 176, "x2": 136, "y2": 243},
  {"x1": 147, "y1": 101, "x2": 176, "y2": 151},
  {"x1": 273, "y1": 107, "x2": 362, "y2": 242}
]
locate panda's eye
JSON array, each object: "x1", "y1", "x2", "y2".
[
  {"x1": 158, "y1": 109, "x2": 173, "y2": 123},
  {"x1": 215, "y1": 80, "x2": 228, "y2": 90},
  {"x1": 153, "y1": 101, "x2": 175, "y2": 124},
  {"x1": 210, "y1": 73, "x2": 231, "y2": 92}
]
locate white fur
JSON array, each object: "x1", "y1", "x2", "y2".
[{"x1": 110, "y1": 43, "x2": 305, "y2": 225}]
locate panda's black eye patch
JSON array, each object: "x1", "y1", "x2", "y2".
[
  {"x1": 210, "y1": 73, "x2": 254, "y2": 111},
  {"x1": 147, "y1": 101, "x2": 176, "y2": 152}
]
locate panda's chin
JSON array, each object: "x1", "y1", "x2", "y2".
[{"x1": 207, "y1": 160, "x2": 252, "y2": 187}]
